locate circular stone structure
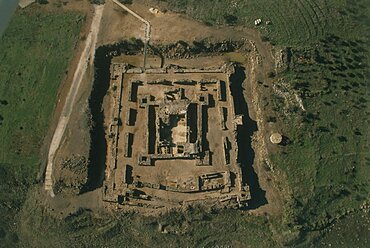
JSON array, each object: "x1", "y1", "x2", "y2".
[{"x1": 270, "y1": 132, "x2": 283, "y2": 144}]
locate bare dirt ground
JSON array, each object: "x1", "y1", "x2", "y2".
[
  {"x1": 44, "y1": 4, "x2": 104, "y2": 196},
  {"x1": 99, "y1": 0, "x2": 260, "y2": 45},
  {"x1": 105, "y1": 65, "x2": 241, "y2": 208},
  {"x1": 243, "y1": 46, "x2": 284, "y2": 216},
  {"x1": 38, "y1": 0, "x2": 94, "y2": 180},
  {"x1": 39, "y1": 0, "x2": 284, "y2": 217}
]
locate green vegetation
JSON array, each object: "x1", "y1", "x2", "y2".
[
  {"x1": 37, "y1": 0, "x2": 49, "y2": 4},
  {"x1": 0, "y1": 9, "x2": 83, "y2": 246},
  {"x1": 317, "y1": 211, "x2": 370, "y2": 247},
  {"x1": 88, "y1": 0, "x2": 105, "y2": 5},
  {"x1": 269, "y1": 34, "x2": 369, "y2": 242},
  {"x1": 160, "y1": 0, "x2": 370, "y2": 245},
  {"x1": 0, "y1": 0, "x2": 368, "y2": 247},
  {"x1": 264, "y1": 2, "x2": 369, "y2": 245},
  {"x1": 161, "y1": 0, "x2": 369, "y2": 46},
  {"x1": 19, "y1": 195, "x2": 277, "y2": 247},
  {"x1": 119, "y1": 0, "x2": 133, "y2": 4}
]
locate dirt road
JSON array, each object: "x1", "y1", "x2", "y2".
[{"x1": 44, "y1": 5, "x2": 104, "y2": 197}]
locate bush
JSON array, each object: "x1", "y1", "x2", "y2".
[
  {"x1": 89, "y1": 0, "x2": 105, "y2": 4},
  {"x1": 268, "y1": 71, "x2": 276, "y2": 78},
  {"x1": 223, "y1": 15, "x2": 238, "y2": 25},
  {"x1": 261, "y1": 36, "x2": 270, "y2": 42},
  {"x1": 267, "y1": 116, "x2": 277, "y2": 123},
  {"x1": 118, "y1": 0, "x2": 133, "y2": 4},
  {"x1": 37, "y1": 0, "x2": 49, "y2": 4}
]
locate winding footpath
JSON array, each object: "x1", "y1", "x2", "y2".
[{"x1": 44, "y1": 5, "x2": 104, "y2": 197}]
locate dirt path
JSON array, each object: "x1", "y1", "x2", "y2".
[
  {"x1": 44, "y1": 5, "x2": 105, "y2": 197},
  {"x1": 112, "y1": 0, "x2": 151, "y2": 41},
  {"x1": 111, "y1": 0, "x2": 151, "y2": 67}
]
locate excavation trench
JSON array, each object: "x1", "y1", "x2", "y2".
[
  {"x1": 86, "y1": 41, "x2": 266, "y2": 209},
  {"x1": 84, "y1": 41, "x2": 144, "y2": 192},
  {"x1": 83, "y1": 46, "x2": 109, "y2": 192},
  {"x1": 229, "y1": 66, "x2": 267, "y2": 209}
]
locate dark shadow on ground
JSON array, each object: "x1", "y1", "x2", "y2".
[
  {"x1": 229, "y1": 65, "x2": 267, "y2": 209},
  {"x1": 82, "y1": 40, "x2": 145, "y2": 193},
  {"x1": 82, "y1": 46, "x2": 110, "y2": 192},
  {"x1": 148, "y1": 44, "x2": 165, "y2": 68}
]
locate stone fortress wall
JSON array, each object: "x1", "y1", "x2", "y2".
[{"x1": 103, "y1": 62, "x2": 251, "y2": 209}]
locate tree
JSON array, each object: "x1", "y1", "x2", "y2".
[
  {"x1": 119, "y1": 0, "x2": 133, "y2": 4},
  {"x1": 88, "y1": 0, "x2": 105, "y2": 5},
  {"x1": 224, "y1": 15, "x2": 238, "y2": 25},
  {"x1": 268, "y1": 71, "x2": 276, "y2": 78}
]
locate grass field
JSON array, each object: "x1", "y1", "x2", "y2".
[
  {"x1": 270, "y1": 33, "x2": 369, "y2": 222},
  {"x1": 161, "y1": 0, "x2": 369, "y2": 46},
  {"x1": 0, "y1": 8, "x2": 83, "y2": 245},
  {"x1": 19, "y1": 194, "x2": 277, "y2": 247},
  {"x1": 162, "y1": 0, "x2": 370, "y2": 245},
  {"x1": 268, "y1": 33, "x2": 370, "y2": 245},
  {"x1": 0, "y1": 0, "x2": 369, "y2": 247},
  {"x1": 317, "y1": 211, "x2": 370, "y2": 247}
]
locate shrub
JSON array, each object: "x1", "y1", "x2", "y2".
[
  {"x1": 118, "y1": 0, "x2": 133, "y2": 4},
  {"x1": 89, "y1": 0, "x2": 105, "y2": 5},
  {"x1": 223, "y1": 15, "x2": 238, "y2": 25},
  {"x1": 37, "y1": 0, "x2": 49, "y2": 4},
  {"x1": 268, "y1": 71, "x2": 276, "y2": 78}
]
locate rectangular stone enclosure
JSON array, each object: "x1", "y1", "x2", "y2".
[{"x1": 103, "y1": 62, "x2": 251, "y2": 209}]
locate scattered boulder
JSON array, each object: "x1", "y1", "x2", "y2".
[
  {"x1": 54, "y1": 155, "x2": 89, "y2": 195},
  {"x1": 270, "y1": 132, "x2": 283, "y2": 144}
]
